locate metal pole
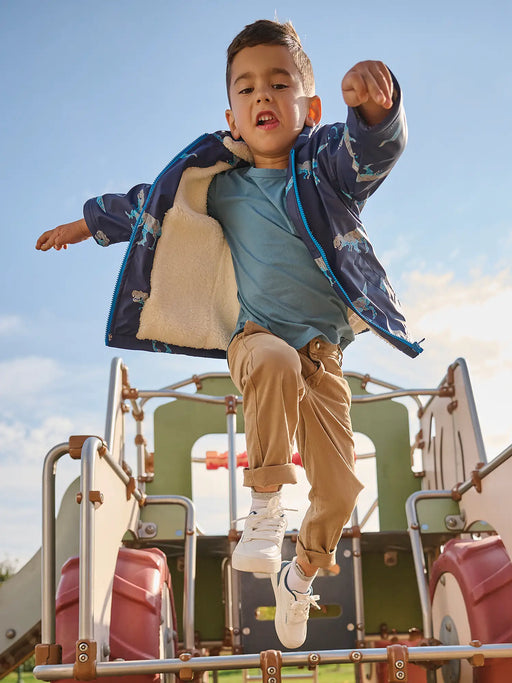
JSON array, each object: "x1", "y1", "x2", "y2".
[
  {"x1": 33, "y1": 642, "x2": 512, "y2": 679},
  {"x1": 225, "y1": 397, "x2": 242, "y2": 652},
  {"x1": 41, "y1": 443, "x2": 70, "y2": 645},
  {"x1": 350, "y1": 509, "x2": 365, "y2": 648},
  {"x1": 405, "y1": 489, "x2": 454, "y2": 639},
  {"x1": 79, "y1": 437, "x2": 103, "y2": 641},
  {"x1": 144, "y1": 495, "x2": 197, "y2": 651},
  {"x1": 104, "y1": 358, "x2": 124, "y2": 455},
  {"x1": 226, "y1": 397, "x2": 238, "y2": 530}
]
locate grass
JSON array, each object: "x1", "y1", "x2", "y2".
[
  {"x1": 3, "y1": 664, "x2": 355, "y2": 683},
  {"x1": 216, "y1": 665, "x2": 355, "y2": 682}
]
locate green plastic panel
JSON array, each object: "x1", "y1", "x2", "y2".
[
  {"x1": 347, "y1": 376, "x2": 420, "y2": 530},
  {"x1": 142, "y1": 376, "x2": 244, "y2": 539},
  {"x1": 362, "y1": 549, "x2": 422, "y2": 634}
]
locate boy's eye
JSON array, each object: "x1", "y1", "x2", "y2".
[
  {"x1": 272, "y1": 83, "x2": 288, "y2": 90},
  {"x1": 239, "y1": 87, "x2": 253, "y2": 95}
]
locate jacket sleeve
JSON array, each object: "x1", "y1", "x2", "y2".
[
  {"x1": 328, "y1": 72, "x2": 407, "y2": 206},
  {"x1": 83, "y1": 183, "x2": 151, "y2": 246}
]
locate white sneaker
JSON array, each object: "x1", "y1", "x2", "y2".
[
  {"x1": 271, "y1": 561, "x2": 320, "y2": 649},
  {"x1": 232, "y1": 497, "x2": 287, "y2": 573}
]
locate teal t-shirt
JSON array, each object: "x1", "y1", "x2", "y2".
[{"x1": 207, "y1": 166, "x2": 354, "y2": 350}]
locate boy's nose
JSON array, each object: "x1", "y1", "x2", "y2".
[{"x1": 255, "y1": 86, "x2": 272, "y2": 103}]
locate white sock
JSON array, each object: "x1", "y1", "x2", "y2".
[
  {"x1": 250, "y1": 489, "x2": 281, "y2": 513},
  {"x1": 286, "y1": 557, "x2": 317, "y2": 594}
]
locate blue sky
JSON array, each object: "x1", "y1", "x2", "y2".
[{"x1": 1, "y1": 0, "x2": 511, "y2": 564}]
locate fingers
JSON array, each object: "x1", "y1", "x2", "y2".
[
  {"x1": 35, "y1": 229, "x2": 59, "y2": 251},
  {"x1": 342, "y1": 61, "x2": 393, "y2": 109},
  {"x1": 36, "y1": 227, "x2": 72, "y2": 251},
  {"x1": 36, "y1": 219, "x2": 90, "y2": 252}
]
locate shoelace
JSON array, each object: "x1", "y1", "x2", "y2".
[
  {"x1": 288, "y1": 592, "x2": 321, "y2": 622},
  {"x1": 233, "y1": 498, "x2": 297, "y2": 544}
]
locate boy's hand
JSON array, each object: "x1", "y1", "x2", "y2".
[
  {"x1": 342, "y1": 61, "x2": 394, "y2": 126},
  {"x1": 36, "y1": 219, "x2": 91, "y2": 251}
]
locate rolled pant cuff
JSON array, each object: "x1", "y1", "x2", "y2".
[
  {"x1": 243, "y1": 463, "x2": 297, "y2": 488},
  {"x1": 296, "y1": 540, "x2": 337, "y2": 569}
]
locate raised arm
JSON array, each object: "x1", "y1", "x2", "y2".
[
  {"x1": 322, "y1": 62, "x2": 406, "y2": 205},
  {"x1": 342, "y1": 60, "x2": 394, "y2": 126}
]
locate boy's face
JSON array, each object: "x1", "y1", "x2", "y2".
[{"x1": 226, "y1": 44, "x2": 321, "y2": 169}]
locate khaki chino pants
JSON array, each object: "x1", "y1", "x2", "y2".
[{"x1": 228, "y1": 321, "x2": 363, "y2": 569}]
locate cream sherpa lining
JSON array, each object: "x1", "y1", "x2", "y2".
[
  {"x1": 137, "y1": 158, "x2": 241, "y2": 350},
  {"x1": 137, "y1": 136, "x2": 367, "y2": 349}
]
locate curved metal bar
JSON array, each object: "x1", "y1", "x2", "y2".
[
  {"x1": 351, "y1": 388, "x2": 443, "y2": 404},
  {"x1": 79, "y1": 437, "x2": 104, "y2": 641},
  {"x1": 41, "y1": 443, "x2": 71, "y2": 644},
  {"x1": 144, "y1": 495, "x2": 196, "y2": 651},
  {"x1": 345, "y1": 371, "x2": 424, "y2": 410},
  {"x1": 405, "y1": 489, "x2": 453, "y2": 639},
  {"x1": 139, "y1": 372, "x2": 235, "y2": 409},
  {"x1": 137, "y1": 389, "x2": 242, "y2": 406}
]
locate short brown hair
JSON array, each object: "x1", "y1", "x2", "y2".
[{"x1": 226, "y1": 20, "x2": 315, "y2": 99}]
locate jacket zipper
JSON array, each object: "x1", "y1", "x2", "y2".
[
  {"x1": 290, "y1": 149, "x2": 422, "y2": 356},
  {"x1": 105, "y1": 134, "x2": 209, "y2": 344}
]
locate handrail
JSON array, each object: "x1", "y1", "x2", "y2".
[
  {"x1": 41, "y1": 443, "x2": 71, "y2": 645},
  {"x1": 143, "y1": 496, "x2": 197, "y2": 651},
  {"x1": 405, "y1": 489, "x2": 453, "y2": 639},
  {"x1": 33, "y1": 642, "x2": 512, "y2": 679}
]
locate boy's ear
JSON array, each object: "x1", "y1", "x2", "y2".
[
  {"x1": 225, "y1": 109, "x2": 241, "y2": 139},
  {"x1": 305, "y1": 96, "x2": 322, "y2": 127}
]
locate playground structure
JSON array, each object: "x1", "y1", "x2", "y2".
[{"x1": 1, "y1": 356, "x2": 512, "y2": 682}]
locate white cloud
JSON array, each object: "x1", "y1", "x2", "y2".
[
  {"x1": 0, "y1": 356, "x2": 64, "y2": 400},
  {"x1": 400, "y1": 268, "x2": 512, "y2": 456},
  {"x1": 0, "y1": 414, "x2": 77, "y2": 563},
  {"x1": 0, "y1": 355, "x2": 106, "y2": 564},
  {"x1": 0, "y1": 315, "x2": 22, "y2": 336}
]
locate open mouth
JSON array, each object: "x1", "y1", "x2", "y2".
[{"x1": 256, "y1": 112, "x2": 279, "y2": 129}]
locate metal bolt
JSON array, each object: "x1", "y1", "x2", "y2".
[
  {"x1": 350, "y1": 651, "x2": 362, "y2": 662},
  {"x1": 396, "y1": 672, "x2": 405, "y2": 681},
  {"x1": 267, "y1": 667, "x2": 276, "y2": 675},
  {"x1": 309, "y1": 653, "x2": 320, "y2": 663},
  {"x1": 78, "y1": 653, "x2": 88, "y2": 663},
  {"x1": 78, "y1": 642, "x2": 88, "y2": 652},
  {"x1": 395, "y1": 659, "x2": 404, "y2": 669},
  {"x1": 268, "y1": 677, "x2": 276, "y2": 683},
  {"x1": 5, "y1": 629, "x2": 16, "y2": 639}
]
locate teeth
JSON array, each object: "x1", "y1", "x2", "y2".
[{"x1": 258, "y1": 114, "x2": 275, "y2": 124}]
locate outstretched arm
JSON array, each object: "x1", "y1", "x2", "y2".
[
  {"x1": 342, "y1": 60, "x2": 394, "y2": 126},
  {"x1": 36, "y1": 218, "x2": 92, "y2": 251}
]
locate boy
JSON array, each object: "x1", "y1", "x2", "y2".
[{"x1": 37, "y1": 20, "x2": 422, "y2": 650}]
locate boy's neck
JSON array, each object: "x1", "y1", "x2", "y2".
[{"x1": 253, "y1": 152, "x2": 289, "y2": 169}]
